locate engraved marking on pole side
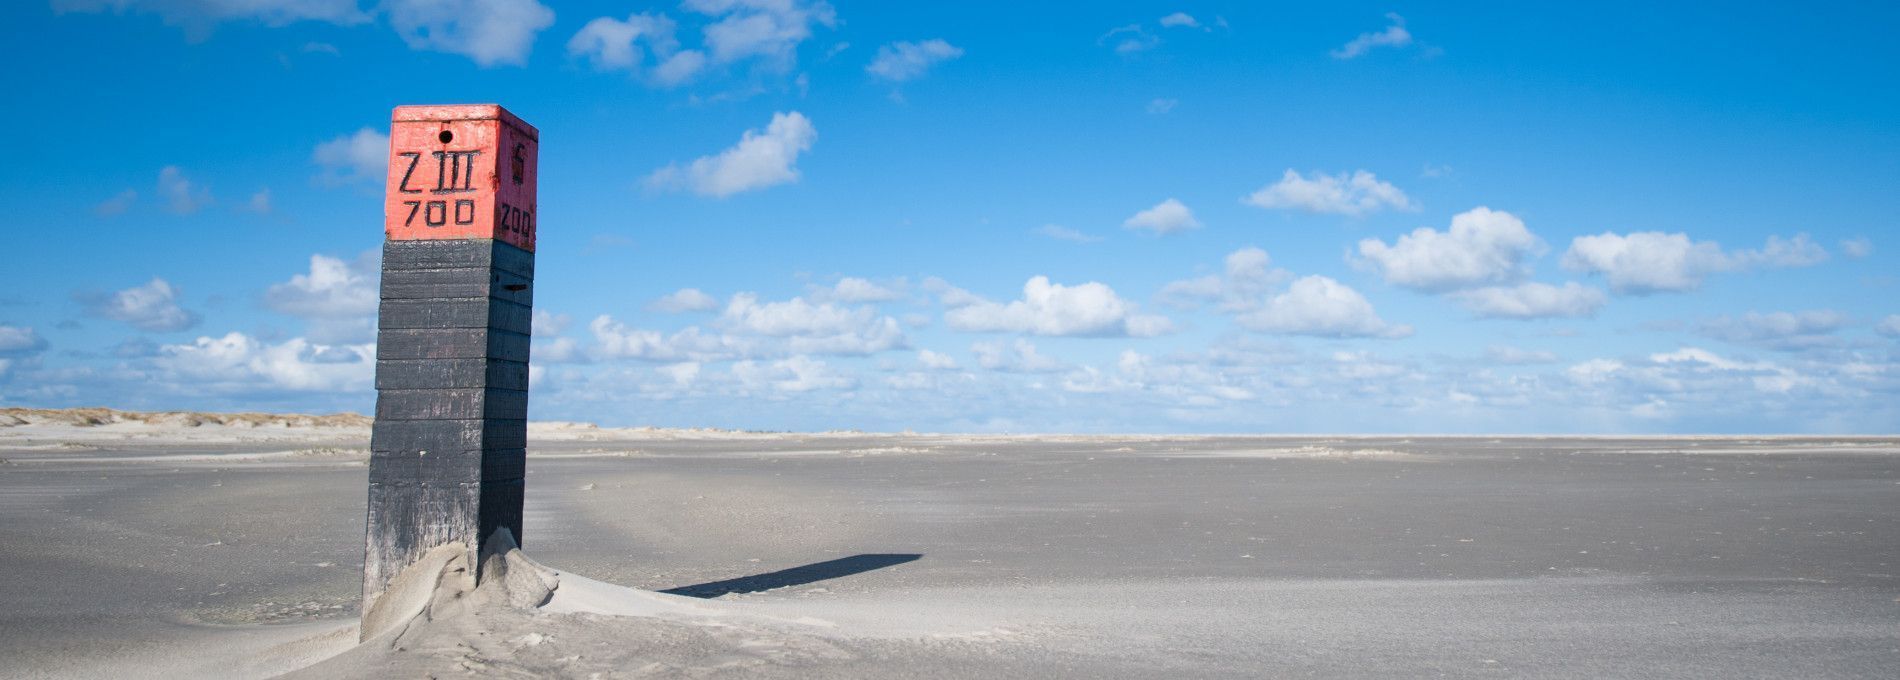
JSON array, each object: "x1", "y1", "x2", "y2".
[
  {"x1": 497, "y1": 201, "x2": 534, "y2": 238},
  {"x1": 511, "y1": 143, "x2": 526, "y2": 186}
]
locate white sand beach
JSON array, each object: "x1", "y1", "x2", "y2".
[{"x1": 2, "y1": 408, "x2": 1897, "y2": 678}]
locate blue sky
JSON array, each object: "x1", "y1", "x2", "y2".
[{"x1": 3, "y1": 1, "x2": 1896, "y2": 432}]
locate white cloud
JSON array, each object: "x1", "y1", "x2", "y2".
[
  {"x1": 866, "y1": 39, "x2": 963, "y2": 82},
  {"x1": 566, "y1": 12, "x2": 677, "y2": 71},
  {"x1": 1244, "y1": 169, "x2": 1413, "y2": 216},
  {"x1": 1123, "y1": 198, "x2": 1201, "y2": 234},
  {"x1": 1331, "y1": 12, "x2": 1412, "y2": 59},
  {"x1": 94, "y1": 189, "x2": 137, "y2": 217},
  {"x1": 1356, "y1": 207, "x2": 1543, "y2": 291},
  {"x1": 532, "y1": 310, "x2": 571, "y2": 335},
  {"x1": 645, "y1": 111, "x2": 816, "y2": 197},
  {"x1": 720, "y1": 294, "x2": 907, "y2": 355},
  {"x1": 265, "y1": 253, "x2": 377, "y2": 319},
  {"x1": 973, "y1": 339, "x2": 1064, "y2": 373},
  {"x1": 1565, "y1": 347, "x2": 1817, "y2": 409},
  {"x1": 1485, "y1": 345, "x2": 1560, "y2": 365},
  {"x1": 1145, "y1": 98, "x2": 1178, "y2": 114},
  {"x1": 313, "y1": 128, "x2": 389, "y2": 185},
  {"x1": 1878, "y1": 315, "x2": 1900, "y2": 338},
  {"x1": 246, "y1": 188, "x2": 272, "y2": 214},
  {"x1": 918, "y1": 349, "x2": 958, "y2": 370},
  {"x1": 731, "y1": 355, "x2": 853, "y2": 393},
  {"x1": 51, "y1": 0, "x2": 368, "y2": 36},
  {"x1": 1696, "y1": 310, "x2": 1849, "y2": 351},
  {"x1": 0, "y1": 326, "x2": 48, "y2": 357},
  {"x1": 648, "y1": 288, "x2": 721, "y2": 313},
  {"x1": 923, "y1": 277, "x2": 985, "y2": 308},
  {"x1": 944, "y1": 276, "x2": 1174, "y2": 338},
  {"x1": 264, "y1": 253, "x2": 379, "y2": 342},
  {"x1": 589, "y1": 317, "x2": 754, "y2": 362},
  {"x1": 80, "y1": 278, "x2": 200, "y2": 332},
  {"x1": 686, "y1": 0, "x2": 836, "y2": 68},
  {"x1": 1451, "y1": 282, "x2": 1607, "y2": 320},
  {"x1": 385, "y1": 0, "x2": 555, "y2": 67},
  {"x1": 1158, "y1": 12, "x2": 1201, "y2": 29},
  {"x1": 1745, "y1": 234, "x2": 1830, "y2": 268},
  {"x1": 567, "y1": 0, "x2": 830, "y2": 86},
  {"x1": 1157, "y1": 275, "x2": 1222, "y2": 308},
  {"x1": 157, "y1": 166, "x2": 210, "y2": 214},
  {"x1": 824, "y1": 277, "x2": 903, "y2": 303},
  {"x1": 722, "y1": 294, "x2": 864, "y2": 335},
  {"x1": 1237, "y1": 275, "x2": 1411, "y2": 338},
  {"x1": 1158, "y1": 247, "x2": 1286, "y2": 311},
  {"x1": 1099, "y1": 24, "x2": 1159, "y2": 54},
  {"x1": 1036, "y1": 224, "x2": 1101, "y2": 243},
  {"x1": 652, "y1": 49, "x2": 709, "y2": 85},
  {"x1": 156, "y1": 332, "x2": 372, "y2": 393},
  {"x1": 1561, "y1": 231, "x2": 1828, "y2": 294},
  {"x1": 1840, "y1": 237, "x2": 1873, "y2": 259}
]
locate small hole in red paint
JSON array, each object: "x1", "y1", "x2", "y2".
[{"x1": 438, "y1": 130, "x2": 454, "y2": 144}]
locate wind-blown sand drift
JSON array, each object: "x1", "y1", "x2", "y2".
[{"x1": 1, "y1": 408, "x2": 1897, "y2": 677}]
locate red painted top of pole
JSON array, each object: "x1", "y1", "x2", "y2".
[{"x1": 383, "y1": 104, "x2": 538, "y2": 251}]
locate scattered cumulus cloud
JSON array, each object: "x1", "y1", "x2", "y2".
[
  {"x1": 1695, "y1": 310, "x2": 1849, "y2": 351},
  {"x1": 687, "y1": 0, "x2": 836, "y2": 69},
  {"x1": 1485, "y1": 345, "x2": 1560, "y2": 365},
  {"x1": 866, "y1": 39, "x2": 963, "y2": 82},
  {"x1": 566, "y1": 0, "x2": 833, "y2": 87},
  {"x1": 263, "y1": 253, "x2": 379, "y2": 343},
  {"x1": 157, "y1": 332, "x2": 372, "y2": 393},
  {"x1": 1331, "y1": 12, "x2": 1412, "y2": 59},
  {"x1": 385, "y1": 0, "x2": 555, "y2": 67},
  {"x1": 1451, "y1": 282, "x2": 1607, "y2": 320},
  {"x1": 1157, "y1": 247, "x2": 1285, "y2": 312},
  {"x1": 1562, "y1": 232, "x2": 1828, "y2": 294},
  {"x1": 944, "y1": 276, "x2": 1174, "y2": 338},
  {"x1": 0, "y1": 326, "x2": 48, "y2": 357},
  {"x1": 1099, "y1": 24, "x2": 1159, "y2": 55},
  {"x1": 78, "y1": 278, "x2": 200, "y2": 332},
  {"x1": 1840, "y1": 237, "x2": 1873, "y2": 259},
  {"x1": 1123, "y1": 198, "x2": 1201, "y2": 235},
  {"x1": 646, "y1": 111, "x2": 816, "y2": 197},
  {"x1": 314, "y1": 128, "x2": 389, "y2": 185},
  {"x1": 731, "y1": 355, "x2": 853, "y2": 394},
  {"x1": 1878, "y1": 315, "x2": 1900, "y2": 338},
  {"x1": 246, "y1": 188, "x2": 273, "y2": 214},
  {"x1": 589, "y1": 318, "x2": 755, "y2": 362},
  {"x1": 1036, "y1": 224, "x2": 1101, "y2": 243},
  {"x1": 822, "y1": 277, "x2": 903, "y2": 303},
  {"x1": 157, "y1": 166, "x2": 210, "y2": 214},
  {"x1": 918, "y1": 349, "x2": 958, "y2": 370},
  {"x1": 1237, "y1": 275, "x2": 1411, "y2": 339},
  {"x1": 1244, "y1": 169, "x2": 1414, "y2": 216},
  {"x1": 567, "y1": 12, "x2": 679, "y2": 71},
  {"x1": 1158, "y1": 12, "x2": 1202, "y2": 29},
  {"x1": 1356, "y1": 207, "x2": 1543, "y2": 291},
  {"x1": 973, "y1": 339, "x2": 1065, "y2": 373},
  {"x1": 50, "y1": 0, "x2": 368, "y2": 38},
  {"x1": 648, "y1": 288, "x2": 722, "y2": 313},
  {"x1": 94, "y1": 189, "x2": 138, "y2": 217},
  {"x1": 720, "y1": 293, "x2": 907, "y2": 355},
  {"x1": 1145, "y1": 98, "x2": 1178, "y2": 114}
]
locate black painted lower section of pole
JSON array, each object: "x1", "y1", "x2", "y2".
[{"x1": 364, "y1": 239, "x2": 533, "y2": 619}]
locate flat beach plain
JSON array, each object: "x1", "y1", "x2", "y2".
[{"x1": 1, "y1": 412, "x2": 1897, "y2": 678}]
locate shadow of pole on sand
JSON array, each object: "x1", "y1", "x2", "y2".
[{"x1": 660, "y1": 554, "x2": 923, "y2": 598}]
